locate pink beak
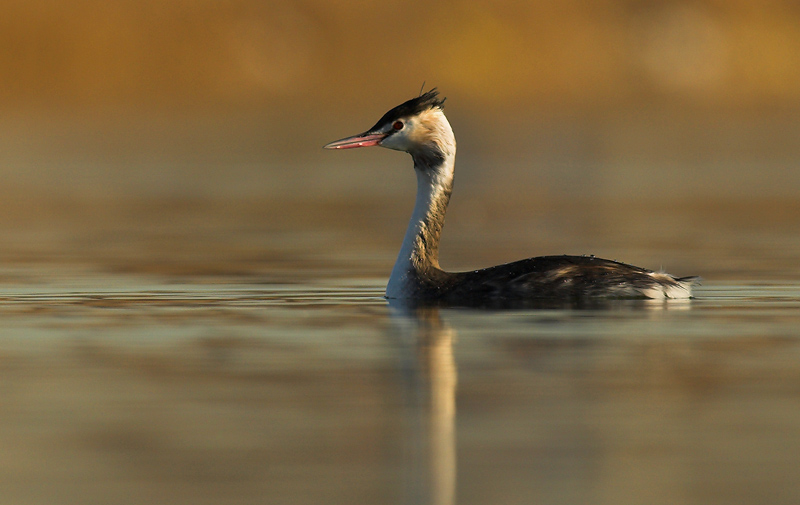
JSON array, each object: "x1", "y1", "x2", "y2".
[{"x1": 323, "y1": 132, "x2": 387, "y2": 150}]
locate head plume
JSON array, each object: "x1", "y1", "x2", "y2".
[{"x1": 368, "y1": 89, "x2": 446, "y2": 132}]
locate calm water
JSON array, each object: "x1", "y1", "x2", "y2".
[{"x1": 1, "y1": 194, "x2": 800, "y2": 505}]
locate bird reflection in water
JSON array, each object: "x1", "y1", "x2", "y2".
[
  {"x1": 389, "y1": 299, "x2": 458, "y2": 505},
  {"x1": 386, "y1": 294, "x2": 693, "y2": 504}
]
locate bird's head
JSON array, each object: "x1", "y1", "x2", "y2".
[{"x1": 324, "y1": 89, "x2": 454, "y2": 165}]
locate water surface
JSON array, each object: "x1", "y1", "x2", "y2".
[{"x1": 1, "y1": 195, "x2": 799, "y2": 505}]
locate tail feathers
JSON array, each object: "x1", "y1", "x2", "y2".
[{"x1": 643, "y1": 273, "x2": 700, "y2": 299}]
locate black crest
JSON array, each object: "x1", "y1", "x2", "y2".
[{"x1": 368, "y1": 89, "x2": 446, "y2": 132}]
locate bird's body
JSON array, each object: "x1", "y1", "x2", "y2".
[{"x1": 325, "y1": 90, "x2": 696, "y2": 303}]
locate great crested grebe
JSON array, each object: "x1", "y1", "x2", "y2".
[{"x1": 325, "y1": 89, "x2": 696, "y2": 303}]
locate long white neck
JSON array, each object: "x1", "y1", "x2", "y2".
[{"x1": 386, "y1": 114, "x2": 456, "y2": 299}]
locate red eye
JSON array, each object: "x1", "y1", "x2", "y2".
[{"x1": 393, "y1": 121, "x2": 404, "y2": 130}]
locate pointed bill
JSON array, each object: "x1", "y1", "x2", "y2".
[{"x1": 323, "y1": 132, "x2": 387, "y2": 149}]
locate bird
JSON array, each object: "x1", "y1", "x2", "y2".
[{"x1": 324, "y1": 89, "x2": 697, "y2": 304}]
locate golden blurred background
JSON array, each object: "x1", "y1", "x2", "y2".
[
  {"x1": 4, "y1": 0, "x2": 800, "y2": 112},
  {"x1": 2, "y1": 0, "x2": 799, "y2": 208}
]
